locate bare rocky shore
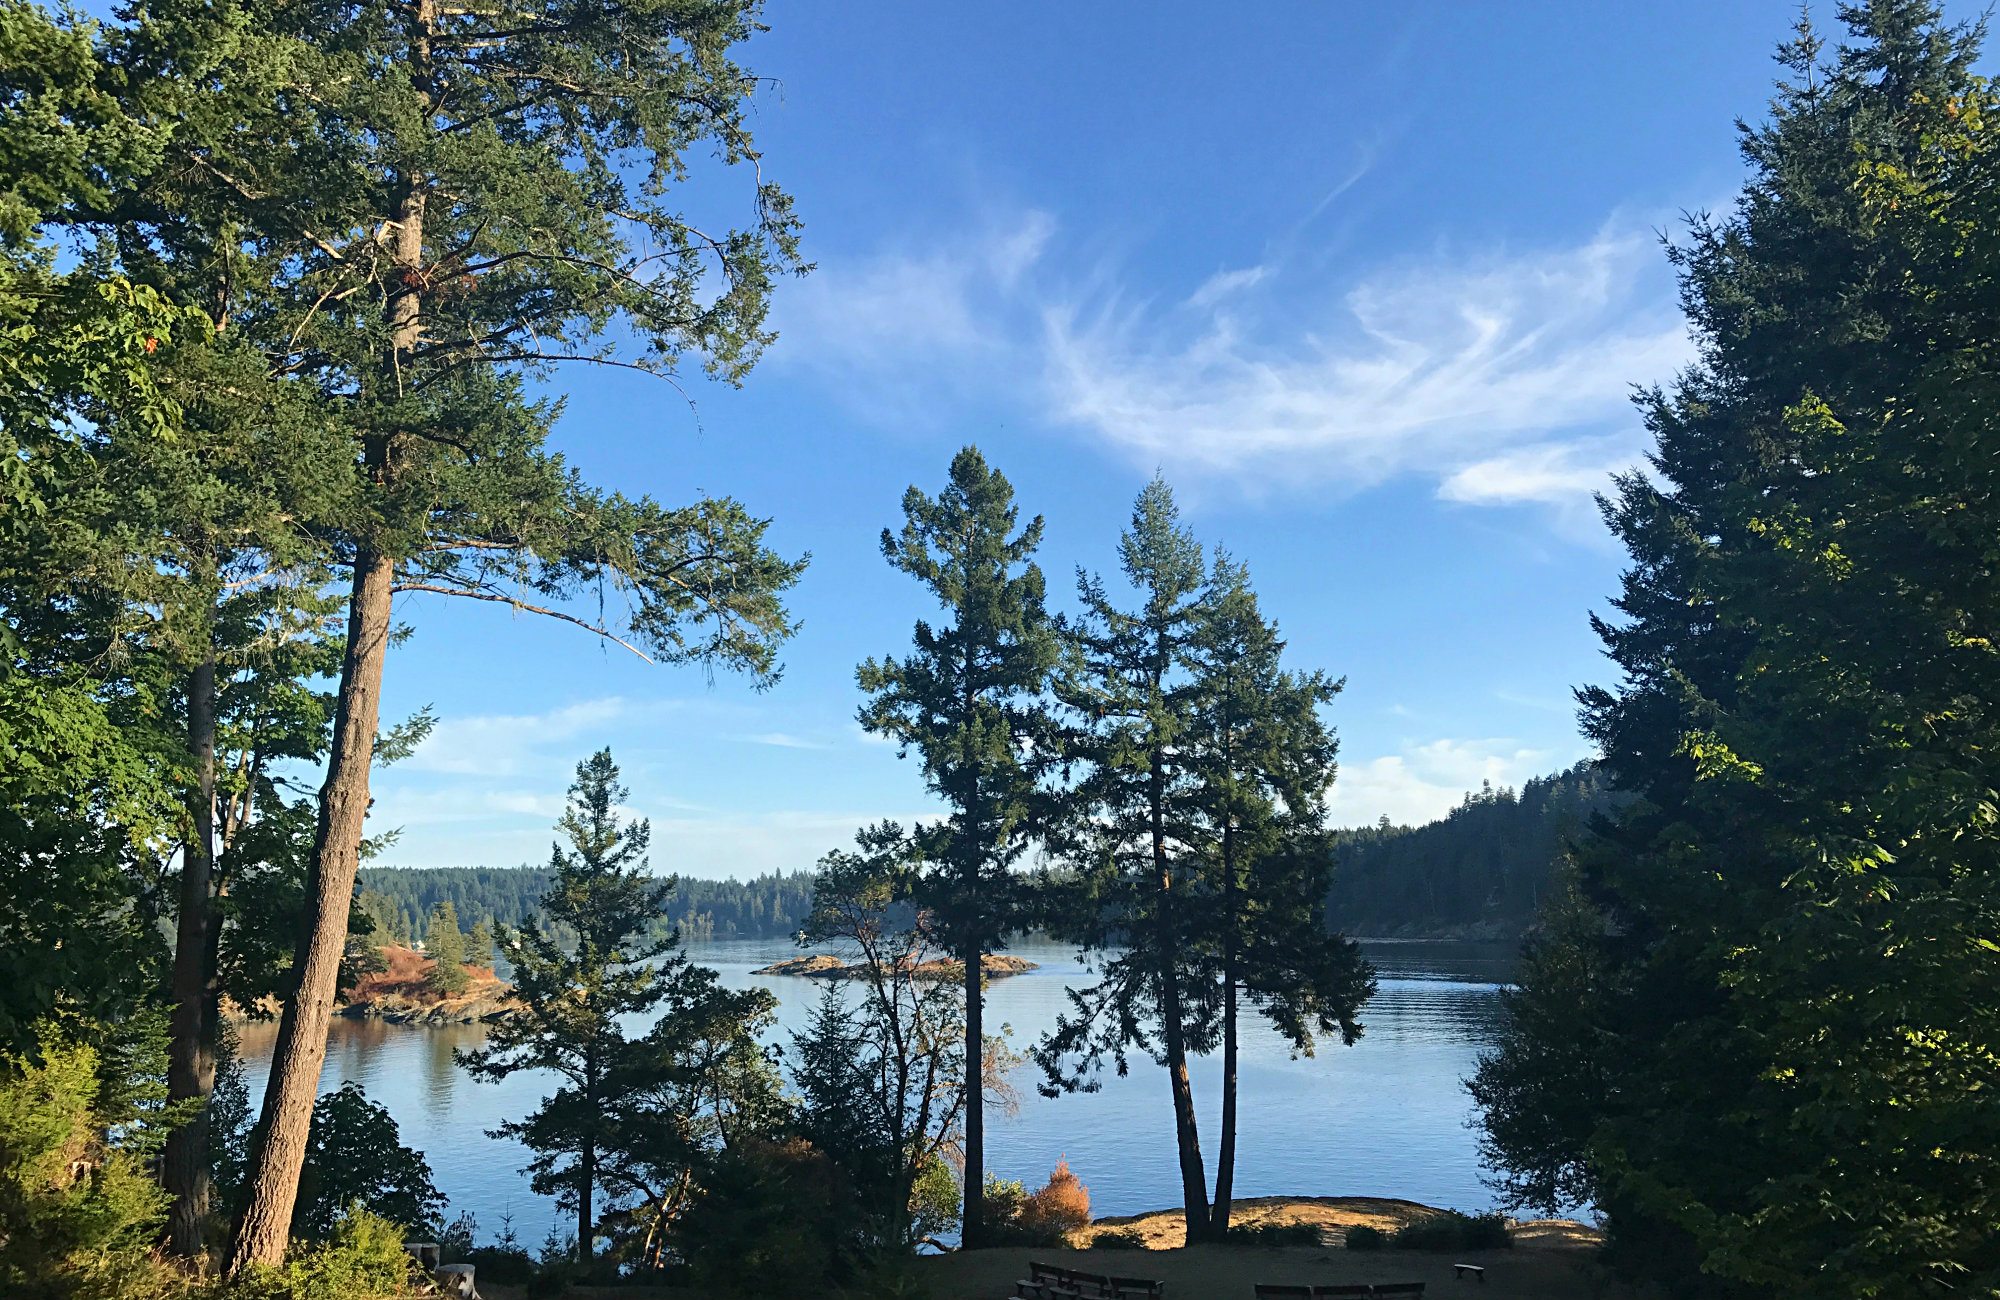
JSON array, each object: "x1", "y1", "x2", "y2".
[{"x1": 751, "y1": 952, "x2": 1039, "y2": 980}]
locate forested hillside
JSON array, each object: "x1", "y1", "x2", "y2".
[
  {"x1": 1326, "y1": 763, "x2": 1615, "y2": 939},
  {"x1": 357, "y1": 867, "x2": 818, "y2": 944}
]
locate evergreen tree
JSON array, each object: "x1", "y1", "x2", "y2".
[
  {"x1": 1186, "y1": 554, "x2": 1371, "y2": 1234},
  {"x1": 460, "y1": 750, "x2": 690, "y2": 1265},
  {"x1": 424, "y1": 900, "x2": 469, "y2": 995},
  {"x1": 856, "y1": 447, "x2": 1063, "y2": 1246},
  {"x1": 1036, "y1": 477, "x2": 1219, "y2": 1240},
  {"x1": 72, "y1": 1, "x2": 812, "y2": 1268},
  {"x1": 465, "y1": 918, "x2": 494, "y2": 968},
  {"x1": 292, "y1": 1083, "x2": 446, "y2": 1241},
  {"x1": 1478, "y1": 6, "x2": 2000, "y2": 1291}
]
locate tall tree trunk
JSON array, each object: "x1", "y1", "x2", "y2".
[
  {"x1": 1211, "y1": 820, "x2": 1239, "y2": 1235},
  {"x1": 165, "y1": 651, "x2": 219, "y2": 1257},
  {"x1": 960, "y1": 941, "x2": 985, "y2": 1247},
  {"x1": 579, "y1": 1140, "x2": 595, "y2": 1263},
  {"x1": 223, "y1": 548, "x2": 396, "y2": 1272},
  {"x1": 1152, "y1": 745, "x2": 1210, "y2": 1240}
]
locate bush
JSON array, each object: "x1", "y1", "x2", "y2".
[
  {"x1": 1225, "y1": 1221, "x2": 1322, "y2": 1247},
  {"x1": 0, "y1": 1035, "x2": 181, "y2": 1300},
  {"x1": 1018, "y1": 1159, "x2": 1091, "y2": 1242},
  {"x1": 1344, "y1": 1224, "x2": 1386, "y2": 1251},
  {"x1": 226, "y1": 1208, "x2": 422, "y2": 1300},
  {"x1": 1388, "y1": 1211, "x2": 1512, "y2": 1252},
  {"x1": 676, "y1": 1137, "x2": 867, "y2": 1297},
  {"x1": 985, "y1": 1160, "x2": 1092, "y2": 1247},
  {"x1": 1091, "y1": 1228, "x2": 1148, "y2": 1250}
]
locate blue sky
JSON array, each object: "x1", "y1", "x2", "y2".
[{"x1": 368, "y1": 2, "x2": 1980, "y2": 877}]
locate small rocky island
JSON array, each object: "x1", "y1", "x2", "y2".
[
  {"x1": 752, "y1": 952, "x2": 1038, "y2": 980},
  {"x1": 336, "y1": 945, "x2": 518, "y2": 1025}
]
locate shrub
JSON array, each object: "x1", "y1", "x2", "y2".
[
  {"x1": 983, "y1": 1160, "x2": 1092, "y2": 1247},
  {"x1": 293, "y1": 1084, "x2": 445, "y2": 1241},
  {"x1": 1018, "y1": 1158, "x2": 1091, "y2": 1242},
  {"x1": 0, "y1": 1035, "x2": 182, "y2": 1300},
  {"x1": 1344, "y1": 1224, "x2": 1387, "y2": 1251},
  {"x1": 676, "y1": 1137, "x2": 866, "y2": 1297},
  {"x1": 1388, "y1": 1211, "x2": 1513, "y2": 1252},
  {"x1": 227, "y1": 1208, "x2": 422, "y2": 1300},
  {"x1": 1225, "y1": 1221, "x2": 1322, "y2": 1247},
  {"x1": 1091, "y1": 1227, "x2": 1148, "y2": 1250}
]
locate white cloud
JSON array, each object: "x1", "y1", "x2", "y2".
[
  {"x1": 1437, "y1": 436, "x2": 1638, "y2": 508},
  {"x1": 1329, "y1": 737, "x2": 1561, "y2": 828},
  {"x1": 1187, "y1": 265, "x2": 1269, "y2": 308},
  {"x1": 406, "y1": 696, "x2": 669, "y2": 777},
  {"x1": 1041, "y1": 227, "x2": 1688, "y2": 494},
  {"x1": 735, "y1": 731, "x2": 830, "y2": 751},
  {"x1": 776, "y1": 204, "x2": 1691, "y2": 518}
]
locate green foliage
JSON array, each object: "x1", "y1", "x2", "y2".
[
  {"x1": 1388, "y1": 1211, "x2": 1511, "y2": 1252},
  {"x1": 1223, "y1": 1221, "x2": 1322, "y2": 1247},
  {"x1": 1092, "y1": 1227, "x2": 1148, "y2": 1250},
  {"x1": 292, "y1": 1084, "x2": 445, "y2": 1242},
  {"x1": 1477, "y1": 5, "x2": 2000, "y2": 1294},
  {"x1": 223, "y1": 1208, "x2": 420, "y2": 1300},
  {"x1": 461, "y1": 749, "x2": 782, "y2": 1266},
  {"x1": 1328, "y1": 763, "x2": 1616, "y2": 937},
  {"x1": 354, "y1": 865, "x2": 819, "y2": 944},
  {"x1": 675, "y1": 1137, "x2": 866, "y2": 1298},
  {"x1": 795, "y1": 837, "x2": 970, "y2": 1252},
  {"x1": 1343, "y1": 1225, "x2": 1386, "y2": 1252},
  {"x1": 0, "y1": 1033, "x2": 179, "y2": 1300},
  {"x1": 422, "y1": 901, "x2": 469, "y2": 996},
  {"x1": 858, "y1": 445, "x2": 1063, "y2": 961},
  {"x1": 1466, "y1": 867, "x2": 1613, "y2": 1215}
]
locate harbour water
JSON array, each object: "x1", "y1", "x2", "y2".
[{"x1": 237, "y1": 937, "x2": 1514, "y2": 1247}]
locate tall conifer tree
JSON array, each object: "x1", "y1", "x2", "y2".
[
  {"x1": 1476, "y1": 5, "x2": 2000, "y2": 1291},
  {"x1": 93, "y1": 1, "x2": 816, "y2": 1268},
  {"x1": 1037, "y1": 478, "x2": 1220, "y2": 1240},
  {"x1": 857, "y1": 447, "x2": 1062, "y2": 1246},
  {"x1": 1186, "y1": 554, "x2": 1371, "y2": 1233},
  {"x1": 460, "y1": 750, "x2": 683, "y2": 1263}
]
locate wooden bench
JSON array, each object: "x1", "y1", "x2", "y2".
[
  {"x1": 1452, "y1": 1262, "x2": 1486, "y2": 1283},
  {"x1": 1248, "y1": 1280, "x2": 1424, "y2": 1288},
  {"x1": 1017, "y1": 1261, "x2": 1165, "y2": 1299}
]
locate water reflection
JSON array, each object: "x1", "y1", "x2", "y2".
[{"x1": 238, "y1": 938, "x2": 1513, "y2": 1247}]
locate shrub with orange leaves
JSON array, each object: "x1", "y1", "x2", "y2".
[{"x1": 1019, "y1": 1157, "x2": 1091, "y2": 1242}]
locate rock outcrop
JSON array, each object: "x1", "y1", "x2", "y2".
[{"x1": 751, "y1": 952, "x2": 1037, "y2": 980}]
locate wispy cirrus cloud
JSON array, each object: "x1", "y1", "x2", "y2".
[
  {"x1": 1039, "y1": 225, "x2": 1687, "y2": 495},
  {"x1": 775, "y1": 204, "x2": 1689, "y2": 520}
]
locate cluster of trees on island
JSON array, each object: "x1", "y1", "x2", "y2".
[{"x1": 3, "y1": 2, "x2": 1998, "y2": 1299}]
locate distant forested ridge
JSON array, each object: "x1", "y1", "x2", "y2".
[
  {"x1": 1326, "y1": 763, "x2": 1616, "y2": 939},
  {"x1": 359, "y1": 766, "x2": 1611, "y2": 947},
  {"x1": 356, "y1": 866, "x2": 818, "y2": 944}
]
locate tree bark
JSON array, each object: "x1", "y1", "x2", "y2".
[
  {"x1": 223, "y1": 547, "x2": 396, "y2": 1272},
  {"x1": 1152, "y1": 742, "x2": 1210, "y2": 1240},
  {"x1": 165, "y1": 651, "x2": 219, "y2": 1257},
  {"x1": 960, "y1": 940, "x2": 985, "y2": 1248},
  {"x1": 579, "y1": 1140, "x2": 595, "y2": 1263},
  {"x1": 1211, "y1": 820, "x2": 1240, "y2": 1235}
]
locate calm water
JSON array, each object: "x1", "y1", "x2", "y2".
[{"x1": 237, "y1": 938, "x2": 1512, "y2": 1247}]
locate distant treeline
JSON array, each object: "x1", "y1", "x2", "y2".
[
  {"x1": 356, "y1": 866, "x2": 818, "y2": 943},
  {"x1": 1325, "y1": 762, "x2": 1616, "y2": 939},
  {"x1": 360, "y1": 764, "x2": 1611, "y2": 949}
]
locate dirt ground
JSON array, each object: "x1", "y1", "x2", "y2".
[
  {"x1": 478, "y1": 1198, "x2": 1634, "y2": 1300},
  {"x1": 917, "y1": 1242, "x2": 1639, "y2": 1300},
  {"x1": 916, "y1": 1201, "x2": 1630, "y2": 1300}
]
